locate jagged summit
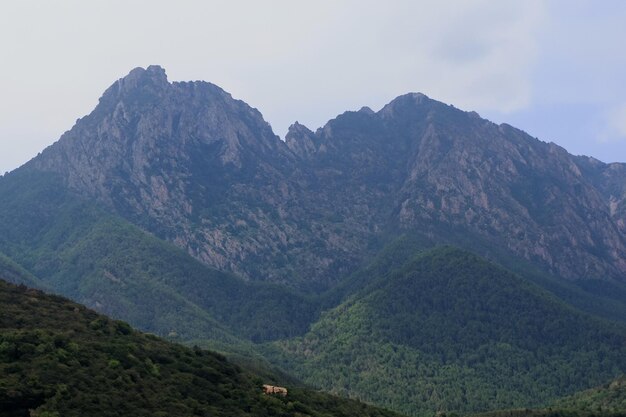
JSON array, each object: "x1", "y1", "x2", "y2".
[
  {"x1": 127, "y1": 64, "x2": 168, "y2": 84},
  {"x1": 377, "y1": 92, "x2": 450, "y2": 121},
  {"x1": 285, "y1": 121, "x2": 318, "y2": 157},
  {"x1": 286, "y1": 121, "x2": 313, "y2": 134},
  {"x1": 98, "y1": 65, "x2": 170, "y2": 106},
  {"x1": 358, "y1": 106, "x2": 375, "y2": 115},
  {"x1": 285, "y1": 121, "x2": 315, "y2": 142},
  {"x1": 382, "y1": 92, "x2": 430, "y2": 108}
]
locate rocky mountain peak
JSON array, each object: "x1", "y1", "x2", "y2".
[
  {"x1": 376, "y1": 92, "x2": 447, "y2": 128},
  {"x1": 287, "y1": 121, "x2": 313, "y2": 136},
  {"x1": 285, "y1": 122, "x2": 319, "y2": 157},
  {"x1": 22, "y1": 66, "x2": 305, "y2": 283},
  {"x1": 35, "y1": 65, "x2": 283, "y2": 174},
  {"x1": 358, "y1": 106, "x2": 375, "y2": 115},
  {"x1": 128, "y1": 65, "x2": 168, "y2": 84},
  {"x1": 380, "y1": 92, "x2": 430, "y2": 114},
  {"x1": 98, "y1": 65, "x2": 170, "y2": 108}
]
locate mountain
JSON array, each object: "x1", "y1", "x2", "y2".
[
  {"x1": 1, "y1": 66, "x2": 626, "y2": 416},
  {"x1": 285, "y1": 93, "x2": 626, "y2": 283},
  {"x1": 21, "y1": 65, "x2": 343, "y2": 290},
  {"x1": 0, "y1": 278, "x2": 403, "y2": 417},
  {"x1": 265, "y1": 247, "x2": 626, "y2": 416},
  {"x1": 13, "y1": 65, "x2": 626, "y2": 292}
]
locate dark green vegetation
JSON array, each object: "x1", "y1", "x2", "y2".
[
  {"x1": 266, "y1": 247, "x2": 626, "y2": 417},
  {"x1": 471, "y1": 409, "x2": 624, "y2": 417},
  {"x1": 469, "y1": 376, "x2": 626, "y2": 417},
  {"x1": 553, "y1": 376, "x2": 626, "y2": 415},
  {"x1": 0, "y1": 251, "x2": 45, "y2": 289},
  {"x1": 0, "y1": 279, "x2": 403, "y2": 417}
]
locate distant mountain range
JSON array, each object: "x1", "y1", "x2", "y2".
[{"x1": 0, "y1": 66, "x2": 624, "y2": 416}]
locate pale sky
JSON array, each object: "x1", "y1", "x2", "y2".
[{"x1": 1, "y1": 0, "x2": 625, "y2": 174}]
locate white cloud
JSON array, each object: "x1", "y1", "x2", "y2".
[
  {"x1": 602, "y1": 104, "x2": 626, "y2": 143},
  {"x1": 414, "y1": 0, "x2": 547, "y2": 112}
]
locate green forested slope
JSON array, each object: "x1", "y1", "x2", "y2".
[
  {"x1": 471, "y1": 408, "x2": 624, "y2": 417},
  {"x1": 266, "y1": 247, "x2": 626, "y2": 417},
  {"x1": 0, "y1": 171, "x2": 318, "y2": 345},
  {"x1": 469, "y1": 376, "x2": 626, "y2": 417},
  {"x1": 0, "y1": 252, "x2": 45, "y2": 289},
  {"x1": 0, "y1": 279, "x2": 403, "y2": 417},
  {"x1": 324, "y1": 233, "x2": 626, "y2": 326},
  {"x1": 553, "y1": 375, "x2": 626, "y2": 414}
]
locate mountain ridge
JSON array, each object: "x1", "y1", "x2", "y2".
[{"x1": 13, "y1": 65, "x2": 626, "y2": 288}]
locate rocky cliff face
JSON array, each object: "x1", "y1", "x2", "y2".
[
  {"x1": 22, "y1": 66, "x2": 626, "y2": 287},
  {"x1": 286, "y1": 92, "x2": 626, "y2": 281},
  {"x1": 575, "y1": 156, "x2": 626, "y2": 235}
]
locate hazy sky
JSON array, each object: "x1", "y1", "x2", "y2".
[{"x1": 1, "y1": 0, "x2": 625, "y2": 174}]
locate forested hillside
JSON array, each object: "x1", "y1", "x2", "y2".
[
  {"x1": 553, "y1": 376, "x2": 626, "y2": 414},
  {"x1": 266, "y1": 247, "x2": 626, "y2": 416},
  {"x1": 0, "y1": 278, "x2": 403, "y2": 417},
  {"x1": 469, "y1": 376, "x2": 626, "y2": 417}
]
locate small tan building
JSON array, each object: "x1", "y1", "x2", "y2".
[{"x1": 262, "y1": 384, "x2": 288, "y2": 396}]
